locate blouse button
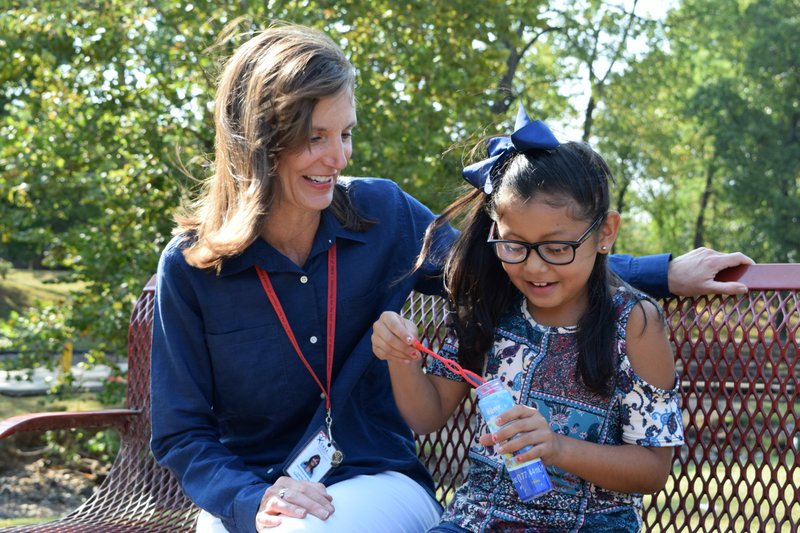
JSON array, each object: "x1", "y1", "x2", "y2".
[
  {"x1": 310, "y1": 336, "x2": 318, "y2": 344},
  {"x1": 300, "y1": 275, "x2": 309, "y2": 284}
]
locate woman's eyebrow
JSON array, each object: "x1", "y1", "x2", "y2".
[{"x1": 311, "y1": 120, "x2": 357, "y2": 132}]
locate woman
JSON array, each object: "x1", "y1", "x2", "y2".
[
  {"x1": 149, "y1": 23, "x2": 752, "y2": 533},
  {"x1": 151, "y1": 24, "x2": 447, "y2": 533}
]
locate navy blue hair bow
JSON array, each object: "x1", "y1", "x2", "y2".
[{"x1": 462, "y1": 103, "x2": 559, "y2": 194}]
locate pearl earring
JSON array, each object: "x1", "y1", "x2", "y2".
[{"x1": 600, "y1": 245, "x2": 608, "y2": 252}]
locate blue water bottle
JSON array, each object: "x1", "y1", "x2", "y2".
[{"x1": 475, "y1": 378, "x2": 552, "y2": 501}]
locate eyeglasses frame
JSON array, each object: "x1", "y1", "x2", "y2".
[{"x1": 487, "y1": 215, "x2": 605, "y2": 266}]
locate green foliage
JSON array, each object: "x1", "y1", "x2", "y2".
[
  {"x1": 1, "y1": 3, "x2": 186, "y2": 355},
  {"x1": 0, "y1": 303, "x2": 73, "y2": 372},
  {"x1": 594, "y1": 0, "x2": 799, "y2": 259},
  {"x1": 43, "y1": 427, "x2": 121, "y2": 466},
  {"x1": 0, "y1": 0, "x2": 798, "y2": 385}
]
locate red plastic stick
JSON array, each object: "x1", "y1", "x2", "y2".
[{"x1": 411, "y1": 339, "x2": 486, "y2": 388}]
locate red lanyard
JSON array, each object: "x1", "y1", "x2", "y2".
[{"x1": 254, "y1": 243, "x2": 337, "y2": 411}]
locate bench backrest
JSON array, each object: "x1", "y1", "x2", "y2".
[
  {"x1": 127, "y1": 264, "x2": 799, "y2": 532},
  {"x1": 406, "y1": 264, "x2": 800, "y2": 531},
  {"x1": 125, "y1": 275, "x2": 198, "y2": 531}
]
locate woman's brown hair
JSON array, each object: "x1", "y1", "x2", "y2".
[{"x1": 177, "y1": 24, "x2": 368, "y2": 270}]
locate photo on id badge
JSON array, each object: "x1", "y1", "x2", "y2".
[{"x1": 284, "y1": 428, "x2": 343, "y2": 483}]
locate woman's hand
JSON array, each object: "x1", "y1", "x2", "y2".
[
  {"x1": 668, "y1": 247, "x2": 755, "y2": 296},
  {"x1": 255, "y1": 476, "x2": 334, "y2": 530},
  {"x1": 371, "y1": 311, "x2": 421, "y2": 365},
  {"x1": 477, "y1": 404, "x2": 562, "y2": 465}
]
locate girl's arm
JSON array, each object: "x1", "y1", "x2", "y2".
[
  {"x1": 372, "y1": 311, "x2": 470, "y2": 435},
  {"x1": 482, "y1": 299, "x2": 677, "y2": 494}
]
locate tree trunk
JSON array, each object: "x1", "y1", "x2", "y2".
[{"x1": 694, "y1": 163, "x2": 715, "y2": 248}]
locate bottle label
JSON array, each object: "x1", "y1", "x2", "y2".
[
  {"x1": 507, "y1": 457, "x2": 552, "y2": 501},
  {"x1": 477, "y1": 381, "x2": 552, "y2": 500},
  {"x1": 478, "y1": 392, "x2": 513, "y2": 432}
]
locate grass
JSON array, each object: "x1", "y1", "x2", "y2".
[
  {"x1": 0, "y1": 392, "x2": 111, "y2": 420},
  {"x1": 0, "y1": 268, "x2": 85, "y2": 320},
  {"x1": 0, "y1": 518, "x2": 53, "y2": 527}
]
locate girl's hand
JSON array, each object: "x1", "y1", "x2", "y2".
[
  {"x1": 477, "y1": 404, "x2": 563, "y2": 464},
  {"x1": 371, "y1": 311, "x2": 421, "y2": 365},
  {"x1": 255, "y1": 476, "x2": 334, "y2": 530}
]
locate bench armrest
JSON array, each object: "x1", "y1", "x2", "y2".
[
  {"x1": 0, "y1": 409, "x2": 140, "y2": 439},
  {"x1": 715, "y1": 263, "x2": 800, "y2": 290}
]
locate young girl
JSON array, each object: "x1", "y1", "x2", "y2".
[{"x1": 372, "y1": 106, "x2": 684, "y2": 532}]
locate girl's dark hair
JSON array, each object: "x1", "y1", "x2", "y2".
[{"x1": 420, "y1": 141, "x2": 621, "y2": 395}]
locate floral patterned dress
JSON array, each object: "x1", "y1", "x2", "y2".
[{"x1": 427, "y1": 287, "x2": 685, "y2": 532}]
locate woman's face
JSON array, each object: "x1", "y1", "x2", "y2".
[{"x1": 274, "y1": 90, "x2": 356, "y2": 216}]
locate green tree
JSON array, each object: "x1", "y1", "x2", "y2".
[
  {"x1": 662, "y1": 0, "x2": 797, "y2": 261},
  {"x1": 1, "y1": 3, "x2": 208, "y2": 352},
  {"x1": 591, "y1": 0, "x2": 799, "y2": 260},
  {"x1": 708, "y1": 0, "x2": 800, "y2": 261},
  {"x1": 2, "y1": 0, "x2": 797, "y2": 366}
]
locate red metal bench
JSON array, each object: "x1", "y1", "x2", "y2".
[{"x1": 1, "y1": 264, "x2": 798, "y2": 532}]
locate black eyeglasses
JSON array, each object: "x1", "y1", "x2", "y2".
[{"x1": 487, "y1": 216, "x2": 604, "y2": 265}]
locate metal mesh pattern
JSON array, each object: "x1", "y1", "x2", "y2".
[
  {"x1": 406, "y1": 271, "x2": 799, "y2": 532},
  {"x1": 403, "y1": 292, "x2": 477, "y2": 505},
  {"x1": 650, "y1": 290, "x2": 800, "y2": 531},
  {"x1": 3, "y1": 266, "x2": 798, "y2": 532}
]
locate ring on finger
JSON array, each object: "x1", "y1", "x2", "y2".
[{"x1": 279, "y1": 488, "x2": 288, "y2": 499}]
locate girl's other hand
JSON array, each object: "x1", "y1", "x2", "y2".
[
  {"x1": 477, "y1": 404, "x2": 563, "y2": 464},
  {"x1": 371, "y1": 311, "x2": 421, "y2": 365}
]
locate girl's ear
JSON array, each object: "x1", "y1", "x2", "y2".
[{"x1": 598, "y1": 211, "x2": 621, "y2": 253}]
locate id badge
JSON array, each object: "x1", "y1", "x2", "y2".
[{"x1": 283, "y1": 427, "x2": 344, "y2": 483}]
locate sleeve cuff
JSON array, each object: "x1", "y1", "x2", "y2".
[
  {"x1": 229, "y1": 483, "x2": 269, "y2": 533},
  {"x1": 609, "y1": 253, "x2": 673, "y2": 299}
]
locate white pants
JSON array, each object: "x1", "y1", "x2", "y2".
[{"x1": 196, "y1": 471, "x2": 441, "y2": 533}]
